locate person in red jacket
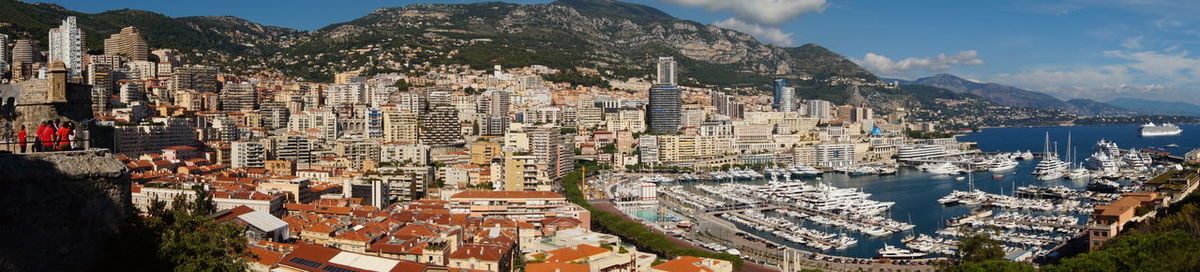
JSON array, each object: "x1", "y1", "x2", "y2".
[
  {"x1": 39, "y1": 121, "x2": 55, "y2": 151},
  {"x1": 57, "y1": 122, "x2": 73, "y2": 151},
  {"x1": 17, "y1": 125, "x2": 27, "y2": 153}
]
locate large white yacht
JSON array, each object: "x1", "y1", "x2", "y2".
[
  {"x1": 878, "y1": 244, "x2": 927, "y2": 259},
  {"x1": 988, "y1": 158, "x2": 1018, "y2": 172}
]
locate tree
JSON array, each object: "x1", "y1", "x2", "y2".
[
  {"x1": 957, "y1": 228, "x2": 1005, "y2": 263},
  {"x1": 97, "y1": 194, "x2": 248, "y2": 271}
]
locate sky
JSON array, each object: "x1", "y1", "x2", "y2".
[{"x1": 35, "y1": 0, "x2": 1200, "y2": 104}]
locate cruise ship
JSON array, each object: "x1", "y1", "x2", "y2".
[{"x1": 1141, "y1": 123, "x2": 1182, "y2": 136}]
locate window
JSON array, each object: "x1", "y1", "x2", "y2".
[{"x1": 322, "y1": 266, "x2": 357, "y2": 272}]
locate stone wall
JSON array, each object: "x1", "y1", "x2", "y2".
[{"x1": 0, "y1": 150, "x2": 131, "y2": 271}]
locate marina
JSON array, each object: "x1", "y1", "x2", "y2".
[{"x1": 606, "y1": 125, "x2": 1195, "y2": 261}]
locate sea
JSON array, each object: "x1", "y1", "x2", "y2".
[{"x1": 670, "y1": 125, "x2": 1199, "y2": 258}]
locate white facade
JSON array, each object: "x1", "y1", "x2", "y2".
[
  {"x1": 655, "y1": 57, "x2": 677, "y2": 86},
  {"x1": 232, "y1": 141, "x2": 266, "y2": 169},
  {"x1": 48, "y1": 16, "x2": 85, "y2": 80}
]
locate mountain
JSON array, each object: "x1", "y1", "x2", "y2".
[
  {"x1": 900, "y1": 73, "x2": 1137, "y2": 116},
  {"x1": 1107, "y1": 98, "x2": 1200, "y2": 117},
  {"x1": 0, "y1": 0, "x2": 301, "y2": 61},
  {"x1": 2, "y1": 0, "x2": 929, "y2": 110},
  {"x1": 1066, "y1": 99, "x2": 1140, "y2": 116},
  {"x1": 278, "y1": 0, "x2": 875, "y2": 83}
]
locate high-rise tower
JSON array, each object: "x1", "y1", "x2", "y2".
[{"x1": 48, "y1": 16, "x2": 85, "y2": 81}]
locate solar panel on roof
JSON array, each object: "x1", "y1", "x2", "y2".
[
  {"x1": 290, "y1": 257, "x2": 322, "y2": 268},
  {"x1": 322, "y1": 265, "x2": 358, "y2": 272}
]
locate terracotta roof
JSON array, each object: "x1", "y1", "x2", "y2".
[
  {"x1": 448, "y1": 244, "x2": 509, "y2": 262},
  {"x1": 541, "y1": 244, "x2": 609, "y2": 263},
  {"x1": 214, "y1": 205, "x2": 256, "y2": 222},
  {"x1": 449, "y1": 190, "x2": 564, "y2": 199},
  {"x1": 526, "y1": 263, "x2": 589, "y2": 272},
  {"x1": 247, "y1": 246, "x2": 284, "y2": 267}
]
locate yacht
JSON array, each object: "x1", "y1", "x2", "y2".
[
  {"x1": 988, "y1": 159, "x2": 1018, "y2": 172},
  {"x1": 878, "y1": 244, "x2": 927, "y2": 259},
  {"x1": 1122, "y1": 150, "x2": 1152, "y2": 168},
  {"x1": 1065, "y1": 166, "x2": 1090, "y2": 180},
  {"x1": 1033, "y1": 133, "x2": 1067, "y2": 180},
  {"x1": 1087, "y1": 179, "x2": 1121, "y2": 193},
  {"x1": 1017, "y1": 151, "x2": 1035, "y2": 160},
  {"x1": 1141, "y1": 122, "x2": 1183, "y2": 137},
  {"x1": 921, "y1": 162, "x2": 966, "y2": 175},
  {"x1": 1084, "y1": 152, "x2": 1119, "y2": 173}
]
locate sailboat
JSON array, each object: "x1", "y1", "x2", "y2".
[{"x1": 1064, "y1": 133, "x2": 1090, "y2": 180}]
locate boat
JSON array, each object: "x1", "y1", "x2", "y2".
[
  {"x1": 1087, "y1": 180, "x2": 1121, "y2": 193},
  {"x1": 921, "y1": 162, "x2": 966, "y2": 175},
  {"x1": 1033, "y1": 133, "x2": 1067, "y2": 180},
  {"x1": 1084, "y1": 152, "x2": 1119, "y2": 173},
  {"x1": 1066, "y1": 165, "x2": 1090, "y2": 180},
  {"x1": 1166, "y1": 143, "x2": 1181, "y2": 148},
  {"x1": 1140, "y1": 122, "x2": 1182, "y2": 137},
  {"x1": 1017, "y1": 151, "x2": 1035, "y2": 160},
  {"x1": 993, "y1": 174, "x2": 1005, "y2": 179},
  {"x1": 988, "y1": 159, "x2": 1018, "y2": 172},
  {"x1": 878, "y1": 244, "x2": 927, "y2": 259}
]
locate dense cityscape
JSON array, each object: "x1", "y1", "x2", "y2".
[{"x1": 4, "y1": 1, "x2": 1200, "y2": 272}]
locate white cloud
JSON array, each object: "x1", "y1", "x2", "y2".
[
  {"x1": 1102, "y1": 50, "x2": 1200, "y2": 82},
  {"x1": 712, "y1": 18, "x2": 795, "y2": 46},
  {"x1": 854, "y1": 50, "x2": 986, "y2": 75},
  {"x1": 658, "y1": 0, "x2": 827, "y2": 25},
  {"x1": 1121, "y1": 35, "x2": 1144, "y2": 49}
]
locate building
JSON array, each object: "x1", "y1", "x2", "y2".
[
  {"x1": 172, "y1": 66, "x2": 219, "y2": 92},
  {"x1": 651, "y1": 256, "x2": 733, "y2": 272},
  {"x1": 288, "y1": 109, "x2": 338, "y2": 142},
  {"x1": 0, "y1": 34, "x2": 8, "y2": 73},
  {"x1": 103, "y1": 26, "x2": 150, "y2": 61},
  {"x1": 112, "y1": 117, "x2": 197, "y2": 156},
  {"x1": 419, "y1": 105, "x2": 464, "y2": 147},
  {"x1": 646, "y1": 84, "x2": 682, "y2": 134},
  {"x1": 806, "y1": 100, "x2": 832, "y2": 119},
  {"x1": 380, "y1": 143, "x2": 431, "y2": 165},
  {"x1": 503, "y1": 151, "x2": 552, "y2": 191},
  {"x1": 220, "y1": 82, "x2": 257, "y2": 112},
  {"x1": 383, "y1": 110, "x2": 419, "y2": 143},
  {"x1": 334, "y1": 137, "x2": 382, "y2": 169},
  {"x1": 232, "y1": 141, "x2": 266, "y2": 169},
  {"x1": 773, "y1": 79, "x2": 795, "y2": 112},
  {"x1": 1087, "y1": 192, "x2": 1162, "y2": 250},
  {"x1": 10, "y1": 39, "x2": 37, "y2": 80},
  {"x1": 1186, "y1": 149, "x2": 1200, "y2": 163},
  {"x1": 655, "y1": 57, "x2": 677, "y2": 85},
  {"x1": 276, "y1": 244, "x2": 437, "y2": 272},
  {"x1": 448, "y1": 191, "x2": 590, "y2": 226},
  {"x1": 48, "y1": 16, "x2": 85, "y2": 81},
  {"x1": 816, "y1": 143, "x2": 855, "y2": 167},
  {"x1": 269, "y1": 135, "x2": 315, "y2": 165}
]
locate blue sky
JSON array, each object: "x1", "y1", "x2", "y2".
[{"x1": 37, "y1": 0, "x2": 1200, "y2": 103}]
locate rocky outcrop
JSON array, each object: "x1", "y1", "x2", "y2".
[{"x1": 0, "y1": 150, "x2": 131, "y2": 272}]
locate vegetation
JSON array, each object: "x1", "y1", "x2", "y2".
[
  {"x1": 541, "y1": 70, "x2": 611, "y2": 88},
  {"x1": 562, "y1": 161, "x2": 743, "y2": 269},
  {"x1": 1043, "y1": 185, "x2": 1200, "y2": 271},
  {"x1": 906, "y1": 129, "x2": 958, "y2": 139},
  {"x1": 98, "y1": 189, "x2": 248, "y2": 271}
]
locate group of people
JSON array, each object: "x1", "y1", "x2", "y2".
[{"x1": 15, "y1": 120, "x2": 77, "y2": 153}]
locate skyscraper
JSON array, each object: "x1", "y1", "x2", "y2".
[
  {"x1": 0, "y1": 34, "x2": 9, "y2": 73},
  {"x1": 807, "y1": 99, "x2": 832, "y2": 119},
  {"x1": 646, "y1": 84, "x2": 682, "y2": 134},
  {"x1": 104, "y1": 27, "x2": 150, "y2": 61},
  {"x1": 655, "y1": 57, "x2": 677, "y2": 85},
  {"x1": 10, "y1": 39, "x2": 36, "y2": 81},
  {"x1": 773, "y1": 79, "x2": 795, "y2": 112},
  {"x1": 48, "y1": 16, "x2": 85, "y2": 81}
]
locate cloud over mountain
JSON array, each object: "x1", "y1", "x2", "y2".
[
  {"x1": 855, "y1": 50, "x2": 985, "y2": 76},
  {"x1": 712, "y1": 18, "x2": 794, "y2": 46},
  {"x1": 658, "y1": 0, "x2": 827, "y2": 25}
]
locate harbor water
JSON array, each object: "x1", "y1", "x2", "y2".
[{"x1": 685, "y1": 125, "x2": 1198, "y2": 258}]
